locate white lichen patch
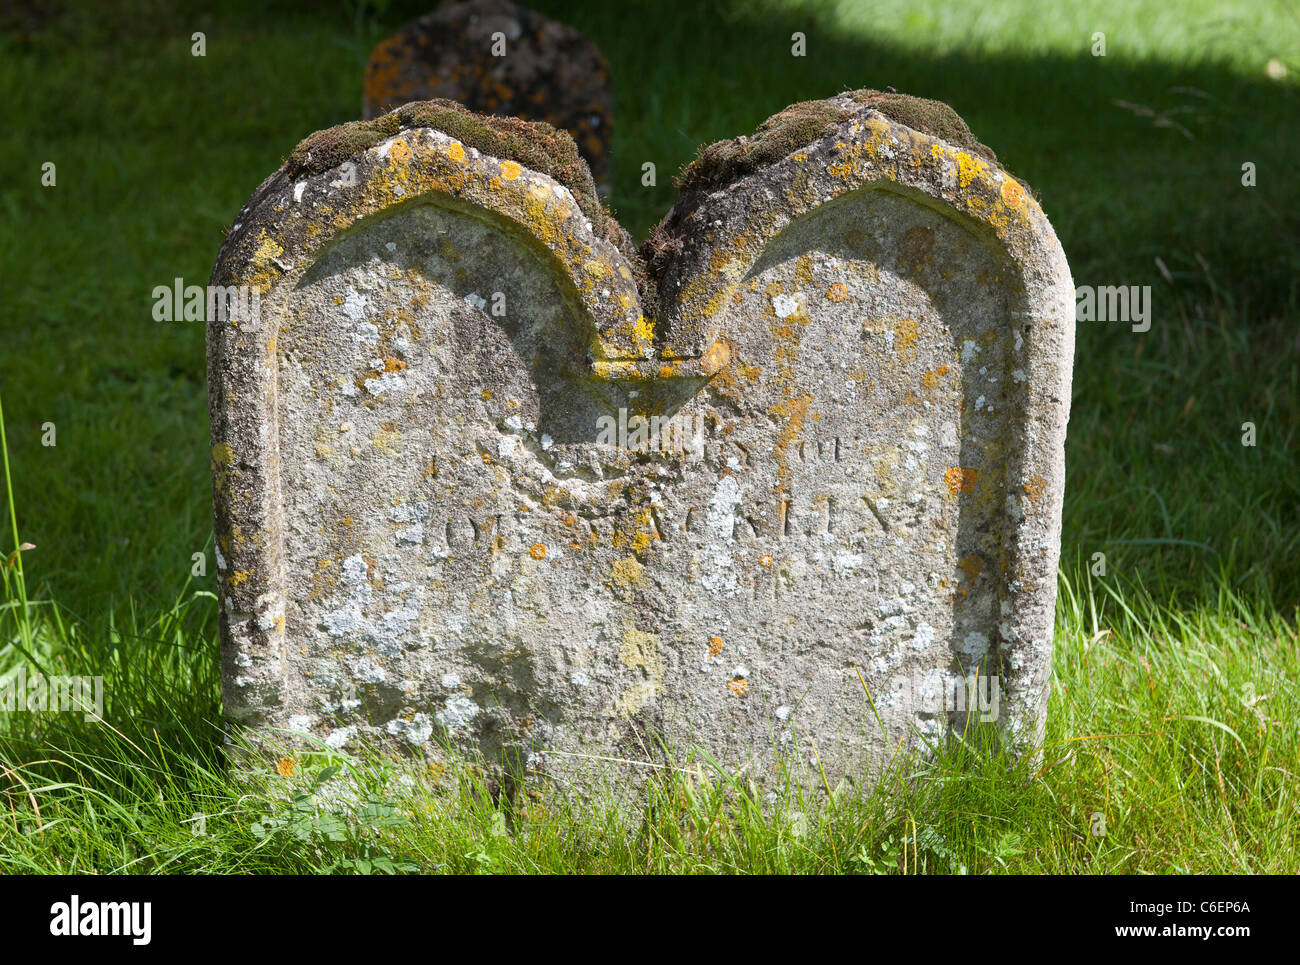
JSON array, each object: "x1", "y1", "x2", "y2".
[
  {"x1": 772, "y1": 293, "x2": 800, "y2": 318},
  {"x1": 395, "y1": 523, "x2": 424, "y2": 545},
  {"x1": 364, "y1": 371, "x2": 406, "y2": 396},
  {"x1": 342, "y1": 288, "x2": 368, "y2": 322},
  {"x1": 437, "y1": 693, "x2": 480, "y2": 730},
  {"x1": 349, "y1": 655, "x2": 387, "y2": 683},
  {"x1": 833, "y1": 551, "x2": 863, "y2": 576},
  {"x1": 705, "y1": 475, "x2": 744, "y2": 539},
  {"x1": 324, "y1": 726, "x2": 356, "y2": 749},
  {"x1": 386, "y1": 713, "x2": 433, "y2": 745}
]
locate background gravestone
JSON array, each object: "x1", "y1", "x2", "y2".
[
  {"x1": 363, "y1": 0, "x2": 613, "y2": 190},
  {"x1": 208, "y1": 91, "x2": 1074, "y2": 794}
]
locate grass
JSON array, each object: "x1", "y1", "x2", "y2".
[{"x1": 0, "y1": 0, "x2": 1297, "y2": 873}]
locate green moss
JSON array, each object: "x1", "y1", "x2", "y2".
[
  {"x1": 850, "y1": 89, "x2": 998, "y2": 164},
  {"x1": 285, "y1": 116, "x2": 402, "y2": 178},
  {"x1": 283, "y1": 99, "x2": 636, "y2": 268},
  {"x1": 676, "y1": 98, "x2": 848, "y2": 192},
  {"x1": 676, "y1": 89, "x2": 1002, "y2": 193}
]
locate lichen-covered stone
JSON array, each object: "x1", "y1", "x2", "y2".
[
  {"x1": 209, "y1": 90, "x2": 1073, "y2": 797},
  {"x1": 675, "y1": 89, "x2": 1001, "y2": 194},
  {"x1": 285, "y1": 97, "x2": 625, "y2": 249},
  {"x1": 362, "y1": 0, "x2": 613, "y2": 188}
]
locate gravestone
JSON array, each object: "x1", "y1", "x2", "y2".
[
  {"x1": 208, "y1": 91, "x2": 1074, "y2": 794},
  {"x1": 363, "y1": 0, "x2": 613, "y2": 190}
]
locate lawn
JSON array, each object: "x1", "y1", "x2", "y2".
[{"x1": 0, "y1": 0, "x2": 1296, "y2": 873}]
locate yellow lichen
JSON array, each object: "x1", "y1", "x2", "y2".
[
  {"x1": 895, "y1": 318, "x2": 919, "y2": 361},
  {"x1": 1000, "y1": 178, "x2": 1024, "y2": 209},
  {"x1": 921, "y1": 365, "x2": 949, "y2": 389},
  {"x1": 388, "y1": 138, "x2": 413, "y2": 164},
  {"x1": 616, "y1": 629, "x2": 664, "y2": 716},
  {"x1": 633, "y1": 313, "x2": 654, "y2": 342},
  {"x1": 372, "y1": 426, "x2": 401, "y2": 455},
  {"x1": 610, "y1": 556, "x2": 644, "y2": 587},
  {"x1": 769, "y1": 394, "x2": 813, "y2": 479},
  {"x1": 944, "y1": 467, "x2": 978, "y2": 495},
  {"x1": 955, "y1": 151, "x2": 988, "y2": 189},
  {"x1": 702, "y1": 339, "x2": 731, "y2": 374}
]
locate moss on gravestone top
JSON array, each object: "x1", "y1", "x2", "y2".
[
  {"x1": 676, "y1": 88, "x2": 1000, "y2": 193},
  {"x1": 283, "y1": 99, "x2": 636, "y2": 267},
  {"x1": 850, "y1": 89, "x2": 998, "y2": 164}
]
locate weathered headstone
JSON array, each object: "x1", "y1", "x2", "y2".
[
  {"x1": 208, "y1": 91, "x2": 1073, "y2": 794},
  {"x1": 363, "y1": 0, "x2": 613, "y2": 189}
]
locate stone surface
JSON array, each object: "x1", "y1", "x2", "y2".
[
  {"x1": 362, "y1": 0, "x2": 613, "y2": 189},
  {"x1": 208, "y1": 91, "x2": 1074, "y2": 795}
]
